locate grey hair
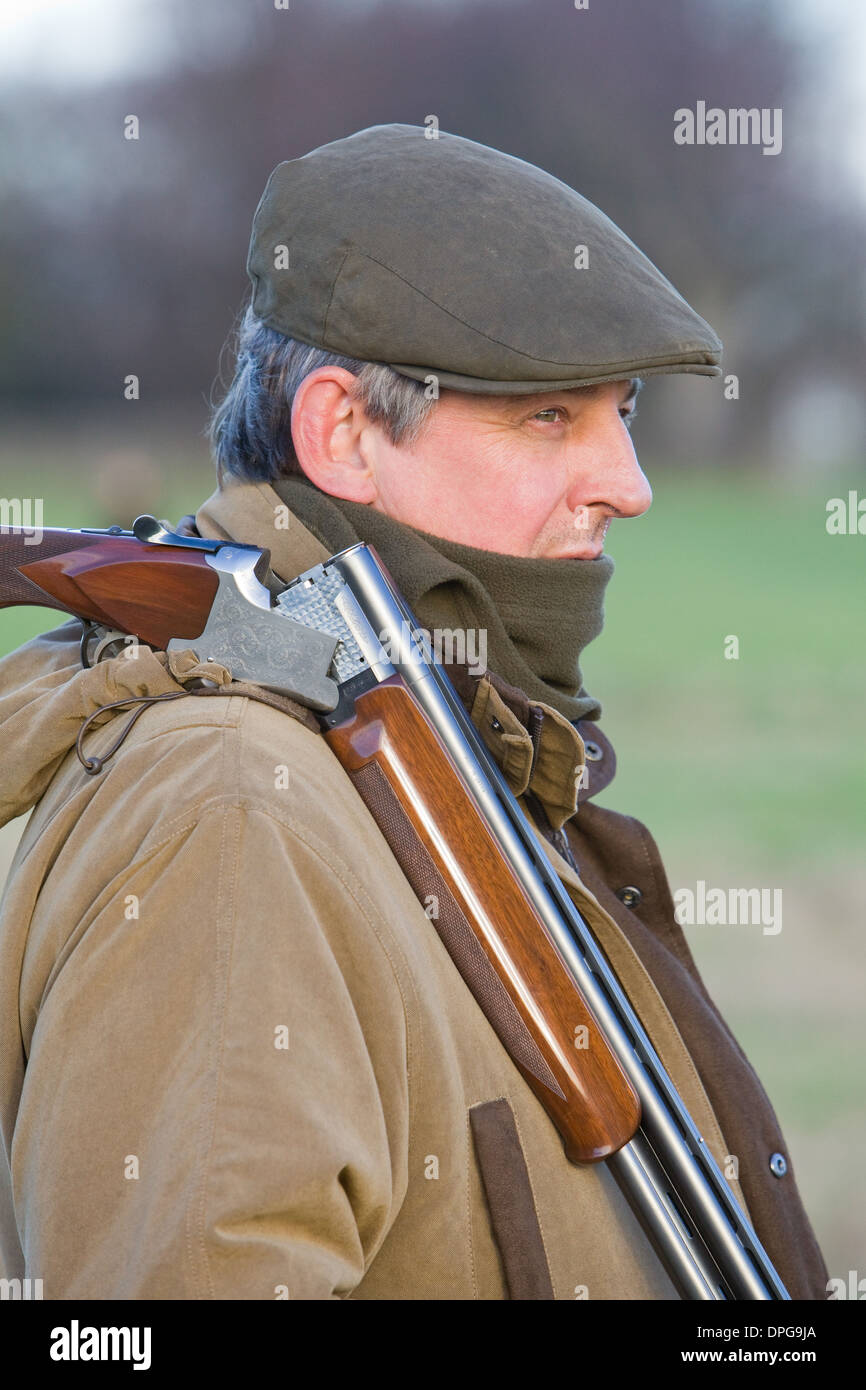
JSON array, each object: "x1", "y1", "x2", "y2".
[{"x1": 208, "y1": 304, "x2": 436, "y2": 484}]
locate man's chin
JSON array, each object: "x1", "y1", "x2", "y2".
[{"x1": 540, "y1": 543, "x2": 607, "y2": 560}]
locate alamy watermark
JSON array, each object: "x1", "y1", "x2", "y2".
[
  {"x1": 0, "y1": 1276, "x2": 43, "y2": 1299},
  {"x1": 826, "y1": 490, "x2": 866, "y2": 535},
  {"x1": 674, "y1": 880, "x2": 782, "y2": 936},
  {"x1": 50, "y1": 1320, "x2": 151, "y2": 1370},
  {"x1": 378, "y1": 621, "x2": 487, "y2": 677},
  {"x1": 0, "y1": 496, "x2": 43, "y2": 544},
  {"x1": 827, "y1": 1270, "x2": 865, "y2": 1299},
  {"x1": 674, "y1": 102, "x2": 782, "y2": 156}
]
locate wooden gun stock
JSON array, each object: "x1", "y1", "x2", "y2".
[
  {"x1": 325, "y1": 673, "x2": 641, "y2": 1164},
  {"x1": 0, "y1": 528, "x2": 216, "y2": 649}
]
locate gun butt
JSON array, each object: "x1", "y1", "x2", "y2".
[{"x1": 0, "y1": 528, "x2": 217, "y2": 648}]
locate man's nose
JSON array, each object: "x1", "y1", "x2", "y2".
[{"x1": 565, "y1": 411, "x2": 652, "y2": 520}]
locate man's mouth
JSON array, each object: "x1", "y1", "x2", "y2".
[{"x1": 544, "y1": 514, "x2": 610, "y2": 559}]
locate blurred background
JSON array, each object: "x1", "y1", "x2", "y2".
[{"x1": 0, "y1": 0, "x2": 863, "y2": 1284}]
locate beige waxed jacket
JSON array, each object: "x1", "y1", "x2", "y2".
[{"x1": 0, "y1": 480, "x2": 828, "y2": 1299}]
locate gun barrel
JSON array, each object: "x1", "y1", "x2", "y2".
[{"x1": 323, "y1": 541, "x2": 790, "y2": 1302}]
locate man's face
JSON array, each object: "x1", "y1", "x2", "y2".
[
  {"x1": 292, "y1": 371, "x2": 652, "y2": 559},
  {"x1": 366, "y1": 378, "x2": 650, "y2": 557}
]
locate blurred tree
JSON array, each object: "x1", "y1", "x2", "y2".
[{"x1": 0, "y1": 0, "x2": 862, "y2": 469}]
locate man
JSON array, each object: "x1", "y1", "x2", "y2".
[{"x1": 0, "y1": 125, "x2": 827, "y2": 1299}]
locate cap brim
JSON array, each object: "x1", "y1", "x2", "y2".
[{"x1": 388, "y1": 354, "x2": 722, "y2": 395}]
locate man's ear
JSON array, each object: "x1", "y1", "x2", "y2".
[{"x1": 290, "y1": 366, "x2": 379, "y2": 503}]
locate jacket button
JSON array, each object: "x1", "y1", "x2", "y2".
[
  {"x1": 769, "y1": 1152, "x2": 788, "y2": 1178},
  {"x1": 616, "y1": 885, "x2": 642, "y2": 908},
  {"x1": 584, "y1": 740, "x2": 603, "y2": 762}
]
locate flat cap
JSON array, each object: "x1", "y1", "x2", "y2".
[{"x1": 247, "y1": 123, "x2": 721, "y2": 394}]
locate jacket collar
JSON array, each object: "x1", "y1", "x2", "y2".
[{"x1": 193, "y1": 479, "x2": 616, "y2": 821}]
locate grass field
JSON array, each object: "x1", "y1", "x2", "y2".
[
  {"x1": 1, "y1": 426, "x2": 864, "y2": 1283},
  {"x1": 592, "y1": 467, "x2": 866, "y2": 1279}
]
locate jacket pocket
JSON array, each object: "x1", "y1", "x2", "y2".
[{"x1": 469, "y1": 1098, "x2": 555, "y2": 1300}]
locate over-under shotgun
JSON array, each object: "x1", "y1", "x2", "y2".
[{"x1": 0, "y1": 517, "x2": 790, "y2": 1300}]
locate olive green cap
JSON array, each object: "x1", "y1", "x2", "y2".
[{"x1": 247, "y1": 123, "x2": 722, "y2": 394}]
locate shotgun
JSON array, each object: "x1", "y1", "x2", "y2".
[{"x1": 0, "y1": 515, "x2": 789, "y2": 1300}]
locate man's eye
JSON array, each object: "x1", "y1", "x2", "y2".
[
  {"x1": 621, "y1": 408, "x2": 637, "y2": 430},
  {"x1": 533, "y1": 408, "x2": 562, "y2": 422}
]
